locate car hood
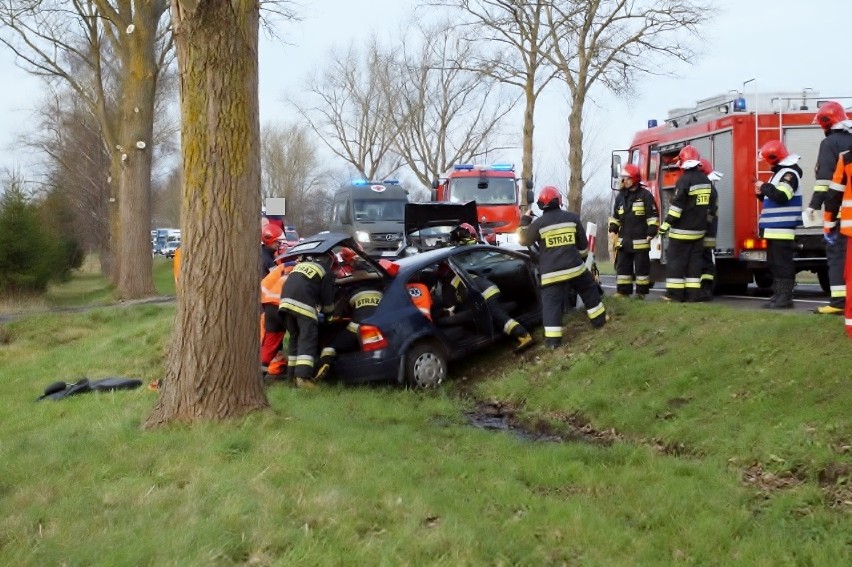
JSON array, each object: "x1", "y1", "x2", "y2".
[{"x1": 404, "y1": 201, "x2": 479, "y2": 235}]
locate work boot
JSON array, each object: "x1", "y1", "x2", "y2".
[
  {"x1": 763, "y1": 280, "x2": 778, "y2": 308},
  {"x1": 513, "y1": 333, "x2": 535, "y2": 354},
  {"x1": 544, "y1": 338, "x2": 561, "y2": 349},
  {"x1": 611, "y1": 292, "x2": 628, "y2": 299},
  {"x1": 633, "y1": 294, "x2": 645, "y2": 300},
  {"x1": 815, "y1": 305, "x2": 844, "y2": 315},
  {"x1": 313, "y1": 363, "x2": 331, "y2": 382},
  {"x1": 766, "y1": 278, "x2": 794, "y2": 309},
  {"x1": 295, "y1": 377, "x2": 317, "y2": 390}
]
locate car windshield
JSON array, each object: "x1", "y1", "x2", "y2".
[
  {"x1": 353, "y1": 199, "x2": 407, "y2": 222},
  {"x1": 448, "y1": 177, "x2": 516, "y2": 205},
  {"x1": 285, "y1": 230, "x2": 299, "y2": 242}
]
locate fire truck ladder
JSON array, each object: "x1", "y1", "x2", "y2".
[{"x1": 753, "y1": 88, "x2": 785, "y2": 182}]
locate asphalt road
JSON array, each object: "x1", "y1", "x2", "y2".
[{"x1": 598, "y1": 275, "x2": 830, "y2": 314}]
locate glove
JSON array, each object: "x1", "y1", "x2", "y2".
[
  {"x1": 805, "y1": 207, "x2": 817, "y2": 222},
  {"x1": 520, "y1": 214, "x2": 533, "y2": 227},
  {"x1": 824, "y1": 232, "x2": 838, "y2": 246},
  {"x1": 658, "y1": 222, "x2": 670, "y2": 235}
]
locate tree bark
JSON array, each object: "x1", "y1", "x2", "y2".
[
  {"x1": 566, "y1": 95, "x2": 585, "y2": 213},
  {"x1": 521, "y1": 77, "x2": 536, "y2": 208},
  {"x1": 146, "y1": 0, "x2": 268, "y2": 427}
]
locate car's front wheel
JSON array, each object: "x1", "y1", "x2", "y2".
[{"x1": 405, "y1": 341, "x2": 446, "y2": 389}]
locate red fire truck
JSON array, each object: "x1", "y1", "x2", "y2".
[
  {"x1": 431, "y1": 163, "x2": 534, "y2": 245},
  {"x1": 612, "y1": 90, "x2": 849, "y2": 293}
]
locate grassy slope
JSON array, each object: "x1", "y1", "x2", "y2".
[{"x1": 0, "y1": 297, "x2": 849, "y2": 565}]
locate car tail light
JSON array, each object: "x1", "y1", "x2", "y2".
[
  {"x1": 359, "y1": 324, "x2": 388, "y2": 352},
  {"x1": 743, "y1": 237, "x2": 767, "y2": 250}
]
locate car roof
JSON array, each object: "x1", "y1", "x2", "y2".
[
  {"x1": 393, "y1": 243, "x2": 525, "y2": 276},
  {"x1": 277, "y1": 232, "x2": 392, "y2": 277}
]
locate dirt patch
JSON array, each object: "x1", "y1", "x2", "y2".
[
  {"x1": 817, "y1": 462, "x2": 852, "y2": 508},
  {"x1": 467, "y1": 401, "x2": 613, "y2": 445},
  {"x1": 742, "y1": 463, "x2": 803, "y2": 494},
  {"x1": 0, "y1": 325, "x2": 12, "y2": 345}
]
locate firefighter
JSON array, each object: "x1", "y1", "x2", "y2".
[
  {"x1": 755, "y1": 140, "x2": 803, "y2": 309},
  {"x1": 316, "y1": 250, "x2": 382, "y2": 380},
  {"x1": 831, "y1": 146, "x2": 852, "y2": 337},
  {"x1": 658, "y1": 145, "x2": 715, "y2": 302},
  {"x1": 261, "y1": 223, "x2": 283, "y2": 278},
  {"x1": 518, "y1": 185, "x2": 606, "y2": 348},
  {"x1": 608, "y1": 163, "x2": 659, "y2": 299},
  {"x1": 260, "y1": 260, "x2": 295, "y2": 380},
  {"x1": 809, "y1": 101, "x2": 852, "y2": 314},
  {"x1": 698, "y1": 158, "x2": 722, "y2": 301},
  {"x1": 450, "y1": 222, "x2": 480, "y2": 245},
  {"x1": 278, "y1": 252, "x2": 336, "y2": 387}
]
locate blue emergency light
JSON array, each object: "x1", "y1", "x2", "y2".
[
  {"x1": 733, "y1": 97, "x2": 747, "y2": 112},
  {"x1": 490, "y1": 163, "x2": 514, "y2": 171},
  {"x1": 351, "y1": 179, "x2": 368, "y2": 185},
  {"x1": 647, "y1": 119, "x2": 658, "y2": 128},
  {"x1": 454, "y1": 164, "x2": 474, "y2": 170}
]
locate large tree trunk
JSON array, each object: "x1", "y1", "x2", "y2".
[
  {"x1": 566, "y1": 95, "x2": 585, "y2": 213},
  {"x1": 146, "y1": 0, "x2": 268, "y2": 427},
  {"x1": 521, "y1": 77, "x2": 535, "y2": 209},
  {"x1": 115, "y1": 4, "x2": 159, "y2": 299}
]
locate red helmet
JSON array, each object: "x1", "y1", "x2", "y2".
[
  {"x1": 261, "y1": 224, "x2": 283, "y2": 247},
  {"x1": 758, "y1": 140, "x2": 789, "y2": 166},
  {"x1": 677, "y1": 145, "x2": 700, "y2": 167},
  {"x1": 620, "y1": 163, "x2": 641, "y2": 184},
  {"x1": 813, "y1": 101, "x2": 847, "y2": 131},
  {"x1": 536, "y1": 185, "x2": 562, "y2": 210},
  {"x1": 451, "y1": 222, "x2": 477, "y2": 244},
  {"x1": 698, "y1": 158, "x2": 713, "y2": 174},
  {"x1": 378, "y1": 259, "x2": 400, "y2": 277}
]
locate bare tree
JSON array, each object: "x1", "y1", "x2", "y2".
[
  {"x1": 543, "y1": 0, "x2": 709, "y2": 212},
  {"x1": 0, "y1": 0, "x2": 173, "y2": 298},
  {"x1": 146, "y1": 0, "x2": 269, "y2": 426},
  {"x1": 386, "y1": 19, "x2": 516, "y2": 187},
  {"x1": 425, "y1": 0, "x2": 556, "y2": 205},
  {"x1": 293, "y1": 39, "x2": 402, "y2": 180},
  {"x1": 260, "y1": 122, "x2": 333, "y2": 234}
]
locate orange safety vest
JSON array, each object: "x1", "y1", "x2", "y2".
[
  {"x1": 831, "y1": 151, "x2": 852, "y2": 338},
  {"x1": 406, "y1": 283, "x2": 432, "y2": 321},
  {"x1": 261, "y1": 263, "x2": 291, "y2": 306},
  {"x1": 172, "y1": 247, "x2": 182, "y2": 284}
]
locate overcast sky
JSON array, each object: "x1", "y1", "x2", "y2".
[{"x1": 1, "y1": 0, "x2": 849, "y2": 195}]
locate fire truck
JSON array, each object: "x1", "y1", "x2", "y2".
[
  {"x1": 612, "y1": 89, "x2": 849, "y2": 293},
  {"x1": 431, "y1": 163, "x2": 534, "y2": 245}
]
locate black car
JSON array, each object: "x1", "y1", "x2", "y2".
[{"x1": 280, "y1": 232, "x2": 542, "y2": 387}]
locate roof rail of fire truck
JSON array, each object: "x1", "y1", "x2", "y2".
[
  {"x1": 663, "y1": 88, "x2": 828, "y2": 128},
  {"x1": 452, "y1": 163, "x2": 515, "y2": 172}
]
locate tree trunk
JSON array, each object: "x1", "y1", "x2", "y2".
[
  {"x1": 145, "y1": 0, "x2": 268, "y2": 427},
  {"x1": 521, "y1": 77, "x2": 535, "y2": 209},
  {"x1": 106, "y1": 160, "x2": 122, "y2": 285},
  {"x1": 566, "y1": 95, "x2": 585, "y2": 213}
]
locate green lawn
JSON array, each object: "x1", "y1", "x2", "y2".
[{"x1": 0, "y1": 292, "x2": 849, "y2": 564}]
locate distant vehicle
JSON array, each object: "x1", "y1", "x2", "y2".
[
  {"x1": 280, "y1": 232, "x2": 542, "y2": 387},
  {"x1": 164, "y1": 241, "x2": 180, "y2": 258},
  {"x1": 154, "y1": 228, "x2": 181, "y2": 254},
  {"x1": 329, "y1": 179, "x2": 408, "y2": 258},
  {"x1": 431, "y1": 163, "x2": 534, "y2": 246},
  {"x1": 284, "y1": 225, "x2": 300, "y2": 245}
]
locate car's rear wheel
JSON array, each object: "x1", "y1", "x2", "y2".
[{"x1": 405, "y1": 341, "x2": 446, "y2": 389}]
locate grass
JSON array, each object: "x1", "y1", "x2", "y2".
[
  {"x1": 0, "y1": 293, "x2": 849, "y2": 564},
  {"x1": 0, "y1": 256, "x2": 175, "y2": 315}
]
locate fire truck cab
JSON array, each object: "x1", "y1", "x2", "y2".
[
  {"x1": 612, "y1": 90, "x2": 846, "y2": 293},
  {"x1": 431, "y1": 163, "x2": 534, "y2": 245}
]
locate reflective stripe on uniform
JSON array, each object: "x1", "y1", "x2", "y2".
[
  {"x1": 830, "y1": 285, "x2": 846, "y2": 298},
  {"x1": 631, "y1": 238, "x2": 650, "y2": 250},
  {"x1": 616, "y1": 275, "x2": 633, "y2": 285},
  {"x1": 666, "y1": 278, "x2": 685, "y2": 289},
  {"x1": 539, "y1": 222, "x2": 577, "y2": 248},
  {"x1": 347, "y1": 322, "x2": 359, "y2": 333},
  {"x1": 763, "y1": 228, "x2": 795, "y2": 240},
  {"x1": 320, "y1": 347, "x2": 336, "y2": 358},
  {"x1": 635, "y1": 275, "x2": 650, "y2": 285},
  {"x1": 295, "y1": 355, "x2": 314, "y2": 367},
  {"x1": 586, "y1": 302, "x2": 605, "y2": 320},
  {"x1": 667, "y1": 205, "x2": 682, "y2": 219},
  {"x1": 503, "y1": 319, "x2": 519, "y2": 335},
  {"x1": 350, "y1": 290, "x2": 383, "y2": 310},
  {"x1": 668, "y1": 228, "x2": 705, "y2": 240},
  {"x1": 544, "y1": 326, "x2": 562, "y2": 338},
  {"x1": 684, "y1": 278, "x2": 701, "y2": 289},
  {"x1": 481, "y1": 285, "x2": 500, "y2": 300},
  {"x1": 279, "y1": 298, "x2": 318, "y2": 319},
  {"x1": 541, "y1": 264, "x2": 587, "y2": 285}
]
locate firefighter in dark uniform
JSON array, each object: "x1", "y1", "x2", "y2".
[
  {"x1": 440, "y1": 224, "x2": 535, "y2": 352},
  {"x1": 519, "y1": 185, "x2": 606, "y2": 348},
  {"x1": 317, "y1": 283, "x2": 383, "y2": 381},
  {"x1": 658, "y1": 145, "x2": 715, "y2": 302},
  {"x1": 608, "y1": 163, "x2": 659, "y2": 299},
  {"x1": 278, "y1": 252, "x2": 335, "y2": 386},
  {"x1": 755, "y1": 140, "x2": 803, "y2": 309},
  {"x1": 698, "y1": 158, "x2": 721, "y2": 301},
  {"x1": 808, "y1": 101, "x2": 852, "y2": 314}
]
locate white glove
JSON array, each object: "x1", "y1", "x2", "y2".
[{"x1": 805, "y1": 207, "x2": 817, "y2": 222}]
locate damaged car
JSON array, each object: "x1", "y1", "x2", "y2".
[{"x1": 280, "y1": 232, "x2": 542, "y2": 388}]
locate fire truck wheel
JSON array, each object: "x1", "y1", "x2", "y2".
[{"x1": 754, "y1": 270, "x2": 773, "y2": 291}]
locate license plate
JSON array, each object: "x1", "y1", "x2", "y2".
[
  {"x1": 381, "y1": 251, "x2": 398, "y2": 257},
  {"x1": 740, "y1": 250, "x2": 766, "y2": 262}
]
